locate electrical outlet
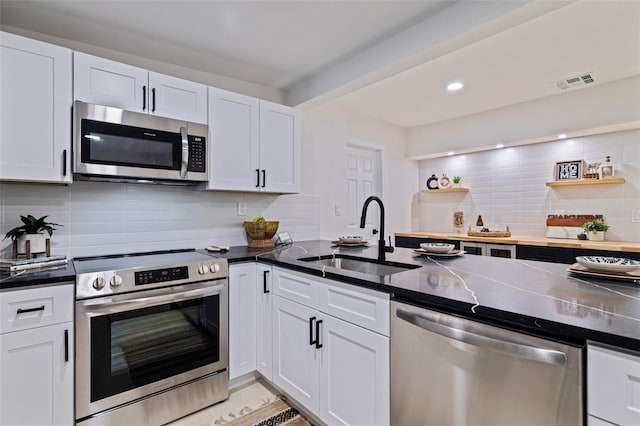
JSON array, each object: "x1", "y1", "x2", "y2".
[
  {"x1": 237, "y1": 201, "x2": 247, "y2": 216},
  {"x1": 632, "y1": 208, "x2": 640, "y2": 223},
  {"x1": 334, "y1": 203, "x2": 343, "y2": 216}
]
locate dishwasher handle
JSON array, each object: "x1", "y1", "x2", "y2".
[{"x1": 396, "y1": 308, "x2": 567, "y2": 366}]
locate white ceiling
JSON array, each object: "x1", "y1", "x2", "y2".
[{"x1": 1, "y1": 0, "x2": 639, "y2": 129}]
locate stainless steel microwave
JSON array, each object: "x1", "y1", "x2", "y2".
[{"x1": 73, "y1": 101, "x2": 208, "y2": 184}]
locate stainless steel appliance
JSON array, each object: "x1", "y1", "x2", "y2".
[
  {"x1": 74, "y1": 249, "x2": 228, "y2": 426},
  {"x1": 391, "y1": 301, "x2": 583, "y2": 426},
  {"x1": 73, "y1": 101, "x2": 208, "y2": 184}
]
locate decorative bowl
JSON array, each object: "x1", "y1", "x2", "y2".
[
  {"x1": 339, "y1": 236, "x2": 365, "y2": 243},
  {"x1": 420, "y1": 243, "x2": 455, "y2": 253},
  {"x1": 244, "y1": 221, "x2": 279, "y2": 248},
  {"x1": 575, "y1": 256, "x2": 640, "y2": 273}
]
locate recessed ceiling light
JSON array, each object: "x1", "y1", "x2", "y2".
[
  {"x1": 496, "y1": 144, "x2": 504, "y2": 149},
  {"x1": 447, "y1": 151, "x2": 454, "y2": 156},
  {"x1": 557, "y1": 133, "x2": 567, "y2": 139},
  {"x1": 446, "y1": 81, "x2": 464, "y2": 92}
]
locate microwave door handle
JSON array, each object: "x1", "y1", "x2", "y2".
[{"x1": 180, "y1": 126, "x2": 189, "y2": 179}]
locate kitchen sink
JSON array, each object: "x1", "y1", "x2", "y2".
[{"x1": 298, "y1": 254, "x2": 420, "y2": 276}]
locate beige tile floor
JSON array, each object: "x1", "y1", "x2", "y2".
[{"x1": 166, "y1": 380, "x2": 278, "y2": 426}]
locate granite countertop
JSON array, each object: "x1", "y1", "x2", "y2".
[
  {"x1": 0, "y1": 261, "x2": 76, "y2": 291},
  {"x1": 396, "y1": 231, "x2": 640, "y2": 252},
  {"x1": 211, "y1": 240, "x2": 640, "y2": 352}
]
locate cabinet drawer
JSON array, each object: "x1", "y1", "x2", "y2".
[
  {"x1": 272, "y1": 268, "x2": 318, "y2": 309},
  {"x1": 588, "y1": 344, "x2": 640, "y2": 426},
  {"x1": 0, "y1": 284, "x2": 74, "y2": 334},
  {"x1": 318, "y1": 280, "x2": 389, "y2": 336}
]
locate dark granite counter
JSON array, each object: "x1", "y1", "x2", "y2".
[
  {"x1": 0, "y1": 262, "x2": 76, "y2": 291},
  {"x1": 209, "y1": 240, "x2": 640, "y2": 352}
]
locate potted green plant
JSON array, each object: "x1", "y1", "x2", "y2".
[
  {"x1": 581, "y1": 218, "x2": 609, "y2": 241},
  {"x1": 452, "y1": 176, "x2": 462, "y2": 187},
  {"x1": 3, "y1": 215, "x2": 62, "y2": 255}
]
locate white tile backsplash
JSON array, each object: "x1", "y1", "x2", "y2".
[
  {"x1": 418, "y1": 129, "x2": 640, "y2": 241},
  {"x1": 0, "y1": 181, "x2": 320, "y2": 258}
]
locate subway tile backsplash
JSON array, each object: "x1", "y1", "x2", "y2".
[
  {"x1": 417, "y1": 129, "x2": 640, "y2": 242},
  {"x1": 0, "y1": 181, "x2": 320, "y2": 258}
]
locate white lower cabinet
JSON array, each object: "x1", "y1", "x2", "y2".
[
  {"x1": 271, "y1": 267, "x2": 390, "y2": 426},
  {"x1": 256, "y1": 264, "x2": 273, "y2": 381},
  {"x1": 0, "y1": 284, "x2": 74, "y2": 426},
  {"x1": 588, "y1": 343, "x2": 640, "y2": 426},
  {"x1": 229, "y1": 263, "x2": 258, "y2": 379}
]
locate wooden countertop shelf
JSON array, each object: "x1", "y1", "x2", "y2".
[
  {"x1": 421, "y1": 187, "x2": 469, "y2": 193},
  {"x1": 546, "y1": 178, "x2": 625, "y2": 187}
]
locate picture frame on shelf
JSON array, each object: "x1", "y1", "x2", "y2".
[{"x1": 554, "y1": 160, "x2": 585, "y2": 181}]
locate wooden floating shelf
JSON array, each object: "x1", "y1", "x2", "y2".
[
  {"x1": 421, "y1": 187, "x2": 469, "y2": 193},
  {"x1": 546, "y1": 178, "x2": 625, "y2": 187}
]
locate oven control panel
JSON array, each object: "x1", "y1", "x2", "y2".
[{"x1": 135, "y1": 266, "x2": 189, "y2": 285}]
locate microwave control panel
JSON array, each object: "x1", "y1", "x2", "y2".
[{"x1": 188, "y1": 136, "x2": 206, "y2": 172}]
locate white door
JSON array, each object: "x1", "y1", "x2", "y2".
[
  {"x1": 346, "y1": 146, "x2": 380, "y2": 239},
  {"x1": 0, "y1": 323, "x2": 74, "y2": 426},
  {"x1": 229, "y1": 264, "x2": 257, "y2": 379},
  {"x1": 272, "y1": 295, "x2": 320, "y2": 415},
  {"x1": 319, "y1": 315, "x2": 390, "y2": 426},
  {"x1": 259, "y1": 100, "x2": 301, "y2": 193},
  {"x1": 149, "y1": 71, "x2": 207, "y2": 124},
  {"x1": 256, "y1": 264, "x2": 273, "y2": 381},
  {"x1": 208, "y1": 87, "x2": 260, "y2": 191},
  {"x1": 0, "y1": 32, "x2": 72, "y2": 183},
  {"x1": 73, "y1": 51, "x2": 147, "y2": 112}
]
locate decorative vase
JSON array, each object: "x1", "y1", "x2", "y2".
[
  {"x1": 426, "y1": 174, "x2": 439, "y2": 190},
  {"x1": 17, "y1": 233, "x2": 47, "y2": 254},
  {"x1": 588, "y1": 231, "x2": 605, "y2": 241}
]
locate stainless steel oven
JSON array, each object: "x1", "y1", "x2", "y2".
[{"x1": 74, "y1": 250, "x2": 228, "y2": 426}]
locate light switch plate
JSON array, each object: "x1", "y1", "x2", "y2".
[{"x1": 237, "y1": 201, "x2": 247, "y2": 216}]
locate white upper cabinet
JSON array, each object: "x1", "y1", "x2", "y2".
[
  {"x1": 207, "y1": 87, "x2": 301, "y2": 193},
  {"x1": 207, "y1": 87, "x2": 260, "y2": 191},
  {"x1": 0, "y1": 31, "x2": 72, "y2": 183},
  {"x1": 259, "y1": 100, "x2": 301, "y2": 193},
  {"x1": 73, "y1": 52, "x2": 207, "y2": 123}
]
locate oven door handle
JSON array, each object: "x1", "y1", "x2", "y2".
[{"x1": 81, "y1": 283, "x2": 225, "y2": 314}]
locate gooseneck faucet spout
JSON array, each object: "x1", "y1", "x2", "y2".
[{"x1": 359, "y1": 196, "x2": 394, "y2": 262}]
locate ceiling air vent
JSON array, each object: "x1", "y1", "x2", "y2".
[{"x1": 554, "y1": 73, "x2": 597, "y2": 90}]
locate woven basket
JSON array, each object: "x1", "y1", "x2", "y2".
[{"x1": 244, "y1": 221, "x2": 279, "y2": 248}]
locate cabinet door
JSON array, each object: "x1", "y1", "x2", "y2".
[
  {"x1": 207, "y1": 87, "x2": 260, "y2": 191},
  {"x1": 272, "y1": 295, "x2": 320, "y2": 415},
  {"x1": 319, "y1": 315, "x2": 389, "y2": 426},
  {"x1": 256, "y1": 264, "x2": 273, "y2": 381},
  {"x1": 229, "y1": 264, "x2": 257, "y2": 380},
  {"x1": 259, "y1": 100, "x2": 301, "y2": 193},
  {"x1": 0, "y1": 32, "x2": 72, "y2": 183},
  {"x1": 73, "y1": 51, "x2": 147, "y2": 112},
  {"x1": 149, "y1": 71, "x2": 207, "y2": 124},
  {"x1": 0, "y1": 322, "x2": 73, "y2": 426}
]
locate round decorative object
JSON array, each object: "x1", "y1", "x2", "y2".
[
  {"x1": 420, "y1": 243, "x2": 455, "y2": 253},
  {"x1": 438, "y1": 173, "x2": 452, "y2": 189},
  {"x1": 339, "y1": 236, "x2": 365, "y2": 243},
  {"x1": 575, "y1": 256, "x2": 640, "y2": 273},
  {"x1": 426, "y1": 174, "x2": 439, "y2": 190}
]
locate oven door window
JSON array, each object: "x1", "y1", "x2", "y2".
[
  {"x1": 81, "y1": 119, "x2": 181, "y2": 170},
  {"x1": 90, "y1": 295, "x2": 220, "y2": 402}
]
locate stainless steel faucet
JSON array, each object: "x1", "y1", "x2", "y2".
[{"x1": 359, "y1": 195, "x2": 394, "y2": 262}]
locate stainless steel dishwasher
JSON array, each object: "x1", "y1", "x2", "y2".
[{"x1": 391, "y1": 301, "x2": 583, "y2": 426}]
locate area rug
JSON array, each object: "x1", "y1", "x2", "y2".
[{"x1": 225, "y1": 397, "x2": 311, "y2": 426}]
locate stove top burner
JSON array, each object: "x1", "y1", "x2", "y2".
[{"x1": 74, "y1": 248, "x2": 227, "y2": 300}]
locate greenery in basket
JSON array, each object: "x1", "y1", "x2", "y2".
[
  {"x1": 453, "y1": 176, "x2": 462, "y2": 184},
  {"x1": 3, "y1": 215, "x2": 62, "y2": 241},
  {"x1": 581, "y1": 218, "x2": 609, "y2": 234}
]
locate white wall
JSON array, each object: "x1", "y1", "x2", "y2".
[
  {"x1": 417, "y1": 129, "x2": 640, "y2": 241},
  {"x1": 301, "y1": 103, "x2": 418, "y2": 241},
  {"x1": 0, "y1": 182, "x2": 319, "y2": 258}
]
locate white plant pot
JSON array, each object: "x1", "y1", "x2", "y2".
[
  {"x1": 16, "y1": 234, "x2": 46, "y2": 254},
  {"x1": 587, "y1": 231, "x2": 605, "y2": 241}
]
